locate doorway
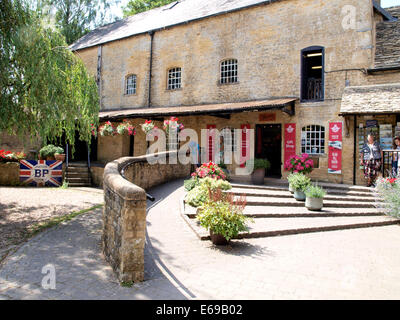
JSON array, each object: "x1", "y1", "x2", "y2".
[
  {"x1": 62, "y1": 131, "x2": 98, "y2": 163},
  {"x1": 255, "y1": 124, "x2": 282, "y2": 178}
]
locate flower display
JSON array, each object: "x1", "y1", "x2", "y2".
[
  {"x1": 98, "y1": 121, "x2": 116, "y2": 136},
  {"x1": 191, "y1": 162, "x2": 227, "y2": 180},
  {"x1": 284, "y1": 153, "x2": 314, "y2": 174},
  {"x1": 90, "y1": 123, "x2": 97, "y2": 137},
  {"x1": 163, "y1": 117, "x2": 184, "y2": 134},
  {"x1": 0, "y1": 149, "x2": 26, "y2": 163},
  {"x1": 140, "y1": 120, "x2": 157, "y2": 134},
  {"x1": 116, "y1": 119, "x2": 136, "y2": 136}
]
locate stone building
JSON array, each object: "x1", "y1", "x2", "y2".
[
  {"x1": 68, "y1": 0, "x2": 400, "y2": 186},
  {"x1": 4, "y1": 0, "x2": 400, "y2": 186}
]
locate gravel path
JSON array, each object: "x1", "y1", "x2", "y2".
[{"x1": 0, "y1": 187, "x2": 103, "y2": 261}]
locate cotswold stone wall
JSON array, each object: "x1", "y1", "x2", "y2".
[
  {"x1": 0, "y1": 162, "x2": 20, "y2": 185},
  {"x1": 102, "y1": 152, "x2": 190, "y2": 283}
]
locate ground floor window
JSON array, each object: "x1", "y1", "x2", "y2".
[{"x1": 301, "y1": 125, "x2": 325, "y2": 155}]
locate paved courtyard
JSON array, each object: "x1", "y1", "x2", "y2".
[{"x1": 1, "y1": 180, "x2": 400, "y2": 299}]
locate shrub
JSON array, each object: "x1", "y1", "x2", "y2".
[
  {"x1": 185, "y1": 177, "x2": 232, "y2": 207},
  {"x1": 305, "y1": 184, "x2": 326, "y2": 198},
  {"x1": 289, "y1": 173, "x2": 311, "y2": 191},
  {"x1": 376, "y1": 178, "x2": 400, "y2": 218},
  {"x1": 184, "y1": 178, "x2": 200, "y2": 191},
  {"x1": 39, "y1": 145, "x2": 63, "y2": 159},
  {"x1": 197, "y1": 189, "x2": 251, "y2": 241},
  {"x1": 284, "y1": 153, "x2": 314, "y2": 174},
  {"x1": 246, "y1": 158, "x2": 271, "y2": 171}
]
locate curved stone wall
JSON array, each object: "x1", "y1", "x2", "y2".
[{"x1": 102, "y1": 152, "x2": 191, "y2": 283}]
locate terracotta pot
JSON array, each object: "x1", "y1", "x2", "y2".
[
  {"x1": 251, "y1": 168, "x2": 265, "y2": 185},
  {"x1": 46, "y1": 156, "x2": 55, "y2": 161},
  {"x1": 210, "y1": 230, "x2": 229, "y2": 245},
  {"x1": 55, "y1": 154, "x2": 66, "y2": 162}
]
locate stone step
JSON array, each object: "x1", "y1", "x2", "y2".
[
  {"x1": 240, "y1": 196, "x2": 377, "y2": 208},
  {"x1": 184, "y1": 204, "x2": 384, "y2": 218},
  {"x1": 65, "y1": 177, "x2": 91, "y2": 183},
  {"x1": 230, "y1": 188, "x2": 376, "y2": 202},
  {"x1": 67, "y1": 162, "x2": 89, "y2": 167},
  {"x1": 66, "y1": 182, "x2": 92, "y2": 187},
  {"x1": 65, "y1": 172, "x2": 91, "y2": 178},
  {"x1": 231, "y1": 182, "x2": 373, "y2": 193},
  {"x1": 182, "y1": 215, "x2": 400, "y2": 240},
  {"x1": 66, "y1": 167, "x2": 90, "y2": 173}
]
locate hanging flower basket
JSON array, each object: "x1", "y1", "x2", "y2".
[
  {"x1": 116, "y1": 120, "x2": 136, "y2": 136},
  {"x1": 99, "y1": 121, "x2": 116, "y2": 136},
  {"x1": 163, "y1": 117, "x2": 184, "y2": 134}
]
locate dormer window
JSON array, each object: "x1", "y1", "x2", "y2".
[
  {"x1": 301, "y1": 47, "x2": 324, "y2": 102},
  {"x1": 125, "y1": 74, "x2": 137, "y2": 95},
  {"x1": 220, "y1": 59, "x2": 238, "y2": 84}
]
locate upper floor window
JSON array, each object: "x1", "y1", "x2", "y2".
[
  {"x1": 301, "y1": 46, "x2": 324, "y2": 102},
  {"x1": 125, "y1": 74, "x2": 137, "y2": 95},
  {"x1": 220, "y1": 59, "x2": 238, "y2": 84},
  {"x1": 301, "y1": 125, "x2": 325, "y2": 155},
  {"x1": 167, "y1": 67, "x2": 182, "y2": 90}
]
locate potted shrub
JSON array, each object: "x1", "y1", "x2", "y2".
[
  {"x1": 246, "y1": 158, "x2": 271, "y2": 185},
  {"x1": 290, "y1": 173, "x2": 311, "y2": 201},
  {"x1": 197, "y1": 189, "x2": 251, "y2": 245},
  {"x1": 305, "y1": 185, "x2": 326, "y2": 211},
  {"x1": 287, "y1": 173, "x2": 296, "y2": 194},
  {"x1": 54, "y1": 147, "x2": 65, "y2": 162},
  {"x1": 39, "y1": 144, "x2": 62, "y2": 160}
]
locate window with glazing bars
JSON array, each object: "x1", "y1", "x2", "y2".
[
  {"x1": 125, "y1": 75, "x2": 137, "y2": 95},
  {"x1": 220, "y1": 59, "x2": 238, "y2": 84},
  {"x1": 301, "y1": 125, "x2": 325, "y2": 155},
  {"x1": 167, "y1": 68, "x2": 182, "y2": 90}
]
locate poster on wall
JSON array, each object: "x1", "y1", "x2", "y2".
[
  {"x1": 379, "y1": 124, "x2": 393, "y2": 150},
  {"x1": 328, "y1": 122, "x2": 343, "y2": 174},
  {"x1": 284, "y1": 123, "x2": 296, "y2": 168},
  {"x1": 20, "y1": 160, "x2": 63, "y2": 187}
]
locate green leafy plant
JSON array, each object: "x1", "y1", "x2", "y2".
[
  {"x1": 185, "y1": 177, "x2": 232, "y2": 207},
  {"x1": 39, "y1": 145, "x2": 64, "y2": 159},
  {"x1": 305, "y1": 184, "x2": 326, "y2": 198},
  {"x1": 184, "y1": 178, "x2": 200, "y2": 191},
  {"x1": 246, "y1": 158, "x2": 271, "y2": 170},
  {"x1": 289, "y1": 173, "x2": 311, "y2": 191},
  {"x1": 376, "y1": 178, "x2": 400, "y2": 218},
  {"x1": 197, "y1": 189, "x2": 251, "y2": 241}
]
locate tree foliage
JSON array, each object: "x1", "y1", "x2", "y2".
[
  {"x1": 0, "y1": 0, "x2": 99, "y2": 148},
  {"x1": 123, "y1": 0, "x2": 177, "y2": 17},
  {"x1": 37, "y1": 0, "x2": 118, "y2": 45}
]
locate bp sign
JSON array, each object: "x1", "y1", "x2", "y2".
[{"x1": 20, "y1": 160, "x2": 63, "y2": 187}]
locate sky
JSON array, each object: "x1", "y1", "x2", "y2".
[{"x1": 111, "y1": 0, "x2": 400, "y2": 19}]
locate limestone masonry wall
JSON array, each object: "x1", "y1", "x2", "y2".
[{"x1": 102, "y1": 152, "x2": 190, "y2": 283}]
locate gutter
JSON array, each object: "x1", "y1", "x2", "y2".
[{"x1": 366, "y1": 66, "x2": 400, "y2": 74}]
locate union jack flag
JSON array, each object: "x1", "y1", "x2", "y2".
[{"x1": 20, "y1": 160, "x2": 63, "y2": 187}]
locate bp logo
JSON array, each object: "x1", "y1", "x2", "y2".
[{"x1": 20, "y1": 160, "x2": 63, "y2": 187}]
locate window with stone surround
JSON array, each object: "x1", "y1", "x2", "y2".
[
  {"x1": 301, "y1": 46, "x2": 324, "y2": 102},
  {"x1": 220, "y1": 59, "x2": 238, "y2": 84},
  {"x1": 167, "y1": 67, "x2": 182, "y2": 90},
  {"x1": 301, "y1": 125, "x2": 325, "y2": 155},
  {"x1": 125, "y1": 74, "x2": 137, "y2": 95}
]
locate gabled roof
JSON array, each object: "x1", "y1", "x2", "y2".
[
  {"x1": 374, "y1": 6, "x2": 400, "y2": 69},
  {"x1": 70, "y1": 0, "x2": 283, "y2": 51}
]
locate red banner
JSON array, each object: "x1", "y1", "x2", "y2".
[
  {"x1": 328, "y1": 122, "x2": 343, "y2": 174},
  {"x1": 284, "y1": 123, "x2": 296, "y2": 167}
]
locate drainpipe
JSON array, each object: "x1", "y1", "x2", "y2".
[
  {"x1": 148, "y1": 31, "x2": 155, "y2": 108},
  {"x1": 353, "y1": 115, "x2": 357, "y2": 185}
]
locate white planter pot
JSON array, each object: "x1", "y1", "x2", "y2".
[
  {"x1": 305, "y1": 197, "x2": 324, "y2": 211},
  {"x1": 293, "y1": 190, "x2": 306, "y2": 201},
  {"x1": 289, "y1": 183, "x2": 294, "y2": 194}
]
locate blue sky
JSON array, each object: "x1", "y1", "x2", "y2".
[
  {"x1": 382, "y1": 0, "x2": 400, "y2": 8},
  {"x1": 111, "y1": 0, "x2": 400, "y2": 19}
]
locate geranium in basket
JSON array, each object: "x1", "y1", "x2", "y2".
[
  {"x1": 116, "y1": 119, "x2": 136, "y2": 136},
  {"x1": 191, "y1": 162, "x2": 227, "y2": 180},
  {"x1": 284, "y1": 153, "x2": 314, "y2": 174},
  {"x1": 141, "y1": 120, "x2": 157, "y2": 134},
  {"x1": 163, "y1": 117, "x2": 184, "y2": 134},
  {"x1": 99, "y1": 121, "x2": 116, "y2": 136}
]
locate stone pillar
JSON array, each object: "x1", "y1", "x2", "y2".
[{"x1": 103, "y1": 160, "x2": 146, "y2": 283}]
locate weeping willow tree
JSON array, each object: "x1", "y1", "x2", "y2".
[{"x1": 0, "y1": 0, "x2": 99, "y2": 149}]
